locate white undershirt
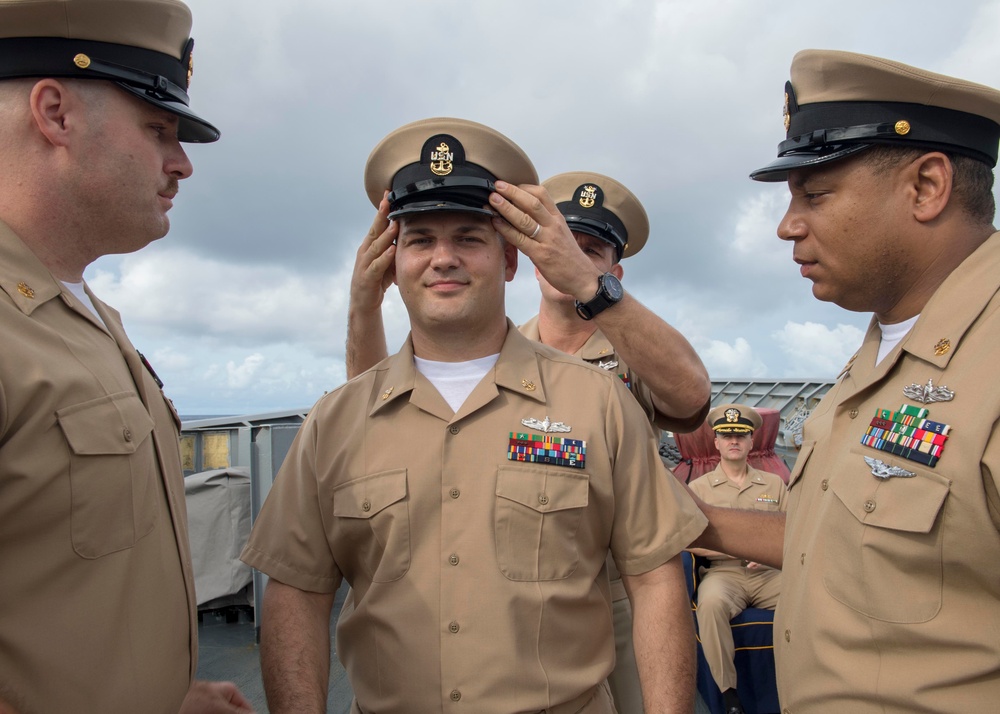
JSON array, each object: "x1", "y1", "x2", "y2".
[
  {"x1": 414, "y1": 354, "x2": 499, "y2": 412},
  {"x1": 876, "y1": 314, "x2": 919, "y2": 364},
  {"x1": 61, "y1": 280, "x2": 107, "y2": 328}
]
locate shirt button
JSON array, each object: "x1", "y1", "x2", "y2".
[
  {"x1": 450, "y1": 488, "x2": 461, "y2": 499},
  {"x1": 800, "y1": 553, "x2": 805, "y2": 565},
  {"x1": 849, "y1": 408, "x2": 859, "y2": 419},
  {"x1": 449, "y1": 621, "x2": 460, "y2": 633},
  {"x1": 449, "y1": 554, "x2": 460, "y2": 566},
  {"x1": 864, "y1": 500, "x2": 876, "y2": 513},
  {"x1": 538, "y1": 494, "x2": 549, "y2": 506},
  {"x1": 449, "y1": 425, "x2": 460, "y2": 435},
  {"x1": 450, "y1": 690, "x2": 461, "y2": 701},
  {"x1": 362, "y1": 500, "x2": 372, "y2": 512},
  {"x1": 784, "y1": 630, "x2": 791, "y2": 642},
  {"x1": 122, "y1": 427, "x2": 133, "y2": 442},
  {"x1": 821, "y1": 479, "x2": 829, "y2": 491}
]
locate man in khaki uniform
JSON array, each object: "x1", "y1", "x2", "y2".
[
  {"x1": 0, "y1": 2, "x2": 251, "y2": 713},
  {"x1": 693, "y1": 50, "x2": 1000, "y2": 712},
  {"x1": 687, "y1": 405, "x2": 785, "y2": 714},
  {"x1": 242, "y1": 117, "x2": 708, "y2": 714},
  {"x1": 347, "y1": 169, "x2": 711, "y2": 714}
]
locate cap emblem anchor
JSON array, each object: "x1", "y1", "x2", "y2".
[
  {"x1": 578, "y1": 184, "x2": 597, "y2": 209},
  {"x1": 430, "y1": 142, "x2": 454, "y2": 176}
]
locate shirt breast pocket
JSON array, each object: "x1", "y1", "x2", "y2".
[
  {"x1": 333, "y1": 469, "x2": 411, "y2": 583},
  {"x1": 822, "y1": 446, "x2": 950, "y2": 623},
  {"x1": 495, "y1": 465, "x2": 589, "y2": 581},
  {"x1": 57, "y1": 391, "x2": 157, "y2": 559}
]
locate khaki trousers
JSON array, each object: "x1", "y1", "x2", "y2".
[{"x1": 695, "y1": 564, "x2": 781, "y2": 691}]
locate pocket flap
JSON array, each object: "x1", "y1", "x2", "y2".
[
  {"x1": 333, "y1": 469, "x2": 408, "y2": 519},
  {"x1": 57, "y1": 391, "x2": 154, "y2": 456},
  {"x1": 834, "y1": 448, "x2": 950, "y2": 534},
  {"x1": 496, "y1": 465, "x2": 589, "y2": 513}
]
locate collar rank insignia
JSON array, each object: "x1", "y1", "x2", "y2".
[
  {"x1": 903, "y1": 378, "x2": 954, "y2": 404},
  {"x1": 861, "y1": 404, "x2": 952, "y2": 468},
  {"x1": 521, "y1": 415, "x2": 570, "y2": 433},
  {"x1": 17, "y1": 281, "x2": 35, "y2": 299},
  {"x1": 864, "y1": 456, "x2": 915, "y2": 480}
]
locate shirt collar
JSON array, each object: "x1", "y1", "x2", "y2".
[
  {"x1": 0, "y1": 219, "x2": 63, "y2": 315},
  {"x1": 370, "y1": 319, "x2": 547, "y2": 418}
]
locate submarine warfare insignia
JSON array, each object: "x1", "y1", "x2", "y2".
[
  {"x1": 508, "y1": 431, "x2": 586, "y2": 469},
  {"x1": 521, "y1": 415, "x2": 571, "y2": 433},
  {"x1": 903, "y1": 378, "x2": 954, "y2": 404},
  {"x1": 597, "y1": 358, "x2": 619, "y2": 371},
  {"x1": 861, "y1": 404, "x2": 952, "y2": 468},
  {"x1": 864, "y1": 456, "x2": 916, "y2": 480}
]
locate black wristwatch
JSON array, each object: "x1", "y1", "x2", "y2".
[{"x1": 575, "y1": 273, "x2": 624, "y2": 320}]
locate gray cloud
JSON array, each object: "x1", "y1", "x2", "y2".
[{"x1": 85, "y1": 0, "x2": 1000, "y2": 414}]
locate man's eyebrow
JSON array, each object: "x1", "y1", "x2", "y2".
[{"x1": 400, "y1": 223, "x2": 491, "y2": 235}]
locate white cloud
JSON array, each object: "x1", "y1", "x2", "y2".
[
  {"x1": 226, "y1": 353, "x2": 265, "y2": 389},
  {"x1": 731, "y1": 189, "x2": 789, "y2": 260},
  {"x1": 698, "y1": 337, "x2": 768, "y2": 378},
  {"x1": 772, "y1": 321, "x2": 867, "y2": 378}
]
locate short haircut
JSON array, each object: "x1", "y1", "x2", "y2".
[{"x1": 862, "y1": 144, "x2": 996, "y2": 224}]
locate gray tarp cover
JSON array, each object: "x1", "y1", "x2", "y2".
[{"x1": 184, "y1": 467, "x2": 252, "y2": 607}]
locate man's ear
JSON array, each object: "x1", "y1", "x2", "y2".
[
  {"x1": 504, "y1": 240, "x2": 518, "y2": 282},
  {"x1": 610, "y1": 262, "x2": 624, "y2": 281},
  {"x1": 907, "y1": 152, "x2": 953, "y2": 224},
  {"x1": 29, "y1": 79, "x2": 78, "y2": 148}
]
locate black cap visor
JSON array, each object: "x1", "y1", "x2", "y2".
[
  {"x1": 117, "y1": 82, "x2": 219, "y2": 142},
  {"x1": 387, "y1": 177, "x2": 495, "y2": 219},
  {"x1": 750, "y1": 143, "x2": 871, "y2": 182},
  {"x1": 0, "y1": 36, "x2": 219, "y2": 143},
  {"x1": 562, "y1": 215, "x2": 626, "y2": 261}
]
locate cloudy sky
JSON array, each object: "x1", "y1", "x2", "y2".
[{"x1": 85, "y1": 0, "x2": 1000, "y2": 416}]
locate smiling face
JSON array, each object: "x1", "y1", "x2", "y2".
[
  {"x1": 394, "y1": 211, "x2": 517, "y2": 352},
  {"x1": 776, "y1": 153, "x2": 920, "y2": 317}
]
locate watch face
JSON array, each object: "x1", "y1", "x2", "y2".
[{"x1": 603, "y1": 273, "x2": 624, "y2": 300}]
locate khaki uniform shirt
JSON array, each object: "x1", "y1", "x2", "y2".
[
  {"x1": 0, "y1": 222, "x2": 196, "y2": 714},
  {"x1": 243, "y1": 323, "x2": 707, "y2": 713},
  {"x1": 518, "y1": 315, "x2": 708, "y2": 434},
  {"x1": 519, "y1": 316, "x2": 709, "y2": 603},
  {"x1": 688, "y1": 465, "x2": 787, "y2": 568},
  {"x1": 776, "y1": 234, "x2": 1000, "y2": 713}
]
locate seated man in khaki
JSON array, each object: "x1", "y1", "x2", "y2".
[{"x1": 687, "y1": 404, "x2": 786, "y2": 714}]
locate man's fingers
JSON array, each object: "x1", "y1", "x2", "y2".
[
  {"x1": 490, "y1": 181, "x2": 551, "y2": 237},
  {"x1": 362, "y1": 198, "x2": 392, "y2": 247}
]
